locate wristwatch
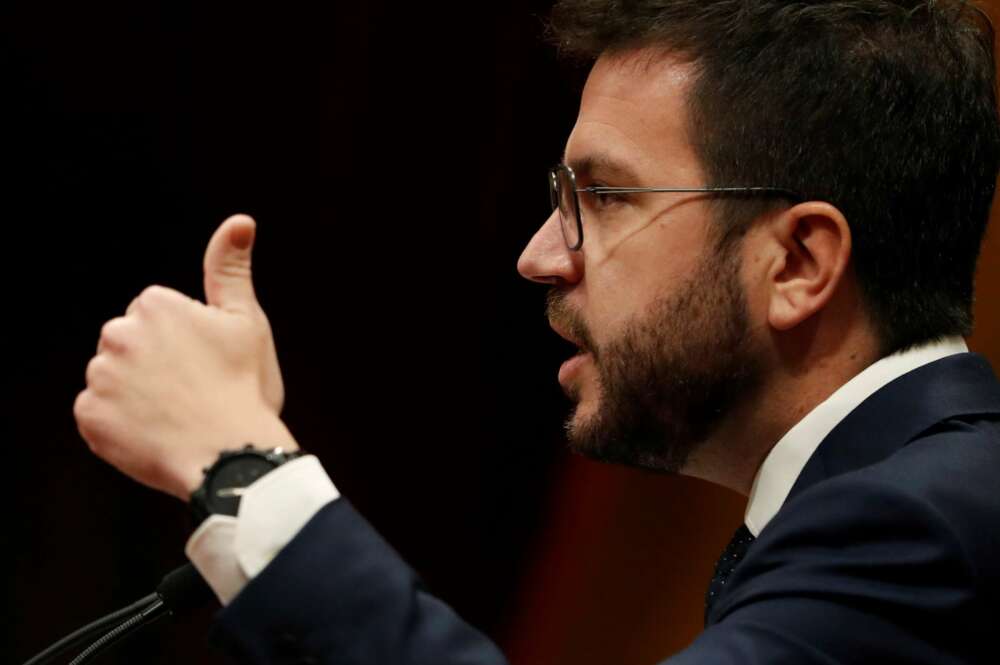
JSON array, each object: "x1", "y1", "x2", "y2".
[{"x1": 190, "y1": 444, "x2": 305, "y2": 526}]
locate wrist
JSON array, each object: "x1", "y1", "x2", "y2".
[
  {"x1": 189, "y1": 444, "x2": 305, "y2": 526},
  {"x1": 174, "y1": 413, "x2": 300, "y2": 500}
]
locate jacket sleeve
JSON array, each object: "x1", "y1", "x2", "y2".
[
  {"x1": 206, "y1": 439, "x2": 992, "y2": 664},
  {"x1": 207, "y1": 498, "x2": 509, "y2": 665}
]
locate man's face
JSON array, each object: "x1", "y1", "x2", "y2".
[{"x1": 517, "y1": 50, "x2": 764, "y2": 473}]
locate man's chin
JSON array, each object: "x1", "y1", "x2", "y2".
[
  {"x1": 563, "y1": 400, "x2": 613, "y2": 458},
  {"x1": 563, "y1": 392, "x2": 599, "y2": 430},
  {"x1": 563, "y1": 402, "x2": 693, "y2": 474}
]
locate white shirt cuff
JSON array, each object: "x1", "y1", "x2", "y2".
[{"x1": 185, "y1": 455, "x2": 340, "y2": 605}]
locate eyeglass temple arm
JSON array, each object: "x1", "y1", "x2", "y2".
[{"x1": 577, "y1": 186, "x2": 802, "y2": 199}]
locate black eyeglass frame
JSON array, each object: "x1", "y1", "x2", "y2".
[{"x1": 549, "y1": 163, "x2": 803, "y2": 251}]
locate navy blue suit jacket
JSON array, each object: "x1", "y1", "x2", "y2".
[{"x1": 209, "y1": 353, "x2": 1000, "y2": 664}]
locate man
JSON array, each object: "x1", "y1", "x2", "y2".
[{"x1": 74, "y1": 0, "x2": 1000, "y2": 663}]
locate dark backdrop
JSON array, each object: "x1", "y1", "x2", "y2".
[{"x1": 6, "y1": 2, "x2": 578, "y2": 662}]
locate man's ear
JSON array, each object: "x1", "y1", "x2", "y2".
[{"x1": 766, "y1": 202, "x2": 852, "y2": 331}]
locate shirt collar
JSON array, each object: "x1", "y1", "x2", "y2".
[{"x1": 743, "y1": 335, "x2": 969, "y2": 536}]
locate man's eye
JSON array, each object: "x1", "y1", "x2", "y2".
[{"x1": 588, "y1": 186, "x2": 624, "y2": 208}]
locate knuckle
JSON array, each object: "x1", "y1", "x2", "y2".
[
  {"x1": 99, "y1": 317, "x2": 130, "y2": 351},
  {"x1": 216, "y1": 261, "x2": 252, "y2": 281},
  {"x1": 139, "y1": 284, "x2": 169, "y2": 305},
  {"x1": 131, "y1": 285, "x2": 182, "y2": 317},
  {"x1": 143, "y1": 284, "x2": 169, "y2": 297},
  {"x1": 72, "y1": 389, "x2": 90, "y2": 419},
  {"x1": 138, "y1": 284, "x2": 191, "y2": 311},
  {"x1": 72, "y1": 391, "x2": 99, "y2": 446},
  {"x1": 85, "y1": 355, "x2": 113, "y2": 392}
]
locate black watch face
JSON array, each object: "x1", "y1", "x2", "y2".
[{"x1": 207, "y1": 455, "x2": 279, "y2": 515}]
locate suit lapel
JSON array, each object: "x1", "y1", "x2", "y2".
[{"x1": 785, "y1": 352, "x2": 1000, "y2": 504}]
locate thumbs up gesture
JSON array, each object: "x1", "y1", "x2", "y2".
[{"x1": 74, "y1": 214, "x2": 299, "y2": 501}]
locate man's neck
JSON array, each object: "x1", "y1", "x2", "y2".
[{"x1": 681, "y1": 321, "x2": 882, "y2": 496}]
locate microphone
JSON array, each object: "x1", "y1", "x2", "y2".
[
  {"x1": 156, "y1": 562, "x2": 215, "y2": 615},
  {"x1": 21, "y1": 562, "x2": 215, "y2": 665}
]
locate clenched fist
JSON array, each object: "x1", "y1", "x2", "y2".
[{"x1": 74, "y1": 214, "x2": 299, "y2": 501}]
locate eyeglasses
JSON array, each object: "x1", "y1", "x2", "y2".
[{"x1": 549, "y1": 163, "x2": 802, "y2": 251}]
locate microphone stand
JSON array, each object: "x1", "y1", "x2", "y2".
[{"x1": 21, "y1": 563, "x2": 214, "y2": 665}]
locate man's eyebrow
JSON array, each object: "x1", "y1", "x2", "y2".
[{"x1": 563, "y1": 151, "x2": 642, "y2": 185}]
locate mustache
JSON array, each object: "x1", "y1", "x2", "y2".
[{"x1": 545, "y1": 289, "x2": 598, "y2": 357}]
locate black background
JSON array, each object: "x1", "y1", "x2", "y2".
[{"x1": 5, "y1": 2, "x2": 583, "y2": 662}]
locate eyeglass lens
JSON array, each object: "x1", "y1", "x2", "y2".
[{"x1": 550, "y1": 167, "x2": 581, "y2": 250}]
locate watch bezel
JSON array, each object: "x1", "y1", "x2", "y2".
[{"x1": 190, "y1": 444, "x2": 304, "y2": 526}]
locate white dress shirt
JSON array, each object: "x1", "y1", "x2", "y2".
[
  {"x1": 187, "y1": 336, "x2": 969, "y2": 605},
  {"x1": 744, "y1": 335, "x2": 968, "y2": 536},
  {"x1": 186, "y1": 455, "x2": 340, "y2": 604}
]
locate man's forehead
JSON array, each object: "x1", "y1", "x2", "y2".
[
  {"x1": 566, "y1": 48, "x2": 699, "y2": 184},
  {"x1": 584, "y1": 49, "x2": 697, "y2": 104}
]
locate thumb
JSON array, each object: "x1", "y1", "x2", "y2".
[{"x1": 203, "y1": 213, "x2": 259, "y2": 314}]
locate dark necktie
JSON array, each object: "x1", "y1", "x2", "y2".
[{"x1": 704, "y1": 523, "x2": 756, "y2": 624}]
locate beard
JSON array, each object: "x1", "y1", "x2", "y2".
[{"x1": 546, "y1": 243, "x2": 763, "y2": 474}]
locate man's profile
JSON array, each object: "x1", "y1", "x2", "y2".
[{"x1": 73, "y1": 0, "x2": 1000, "y2": 662}]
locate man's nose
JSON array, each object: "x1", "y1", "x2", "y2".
[{"x1": 517, "y1": 210, "x2": 583, "y2": 286}]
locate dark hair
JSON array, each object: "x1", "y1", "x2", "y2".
[{"x1": 549, "y1": 0, "x2": 1000, "y2": 356}]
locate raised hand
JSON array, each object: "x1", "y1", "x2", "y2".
[{"x1": 74, "y1": 214, "x2": 298, "y2": 501}]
